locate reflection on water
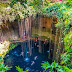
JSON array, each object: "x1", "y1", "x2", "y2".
[
  {"x1": 47, "y1": 50, "x2": 50, "y2": 53},
  {"x1": 4, "y1": 40, "x2": 53, "y2": 72},
  {"x1": 32, "y1": 27, "x2": 55, "y2": 41},
  {"x1": 12, "y1": 51, "x2": 20, "y2": 56},
  {"x1": 5, "y1": 56, "x2": 14, "y2": 66},
  {"x1": 24, "y1": 57, "x2": 30, "y2": 62}
]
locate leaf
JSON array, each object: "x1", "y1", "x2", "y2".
[
  {"x1": 41, "y1": 61, "x2": 51, "y2": 69},
  {"x1": 16, "y1": 66, "x2": 27, "y2": 72}
]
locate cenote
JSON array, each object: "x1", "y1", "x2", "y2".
[
  {"x1": 0, "y1": 1, "x2": 71, "y2": 72},
  {"x1": 3, "y1": 14, "x2": 55, "y2": 72},
  {"x1": 4, "y1": 39, "x2": 54, "y2": 72}
]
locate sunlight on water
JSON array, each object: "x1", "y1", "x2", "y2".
[
  {"x1": 47, "y1": 50, "x2": 50, "y2": 53},
  {"x1": 24, "y1": 57, "x2": 30, "y2": 62}
]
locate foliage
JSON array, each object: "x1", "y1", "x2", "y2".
[
  {"x1": 0, "y1": 0, "x2": 72, "y2": 71},
  {"x1": 0, "y1": 2, "x2": 16, "y2": 25},
  {"x1": 0, "y1": 0, "x2": 51, "y2": 25},
  {"x1": 41, "y1": 61, "x2": 61, "y2": 72},
  {"x1": 57, "y1": 66, "x2": 72, "y2": 72},
  {"x1": 0, "y1": 1, "x2": 36, "y2": 25},
  {"x1": 0, "y1": 56, "x2": 12, "y2": 72},
  {"x1": 60, "y1": 31, "x2": 72, "y2": 69},
  {"x1": 13, "y1": 2, "x2": 36, "y2": 18},
  {"x1": 7, "y1": 43, "x2": 19, "y2": 53},
  {"x1": 41, "y1": 61, "x2": 51, "y2": 69},
  {"x1": 28, "y1": 0, "x2": 43, "y2": 13},
  {"x1": 64, "y1": 31, "x2": 72, "y2": 50},
  {"x1": 28, "y1": 0, "x2": 51, "y2": 14},
  {"x1": 41, "y1": 61, "x2": 72, "y2": 72},
  {"x1": 45, "y1": 1, "x2": 72, "y2": 70},
  {"x1": 61, "y1": 52, "x2": 72, "y2": 69},
  {"x1": 44, "y1": 0, "x2": 51, "y2": 6},
  {"x1": 45, "y1": 2, "x2": 72, "y2": 35},
  {"x1": 10, "y1": 0, "x2": 27, "y2": 7},
  {"x1": 16, "y1": 66, "x2": 27, "y2": 72},
  {"x1": 66, "y1": 0, "x2": 72, "y2": 7}
]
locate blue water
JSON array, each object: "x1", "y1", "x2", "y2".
[{"x1": 4, "y1": 40, "x2": 53, "y2": 72}]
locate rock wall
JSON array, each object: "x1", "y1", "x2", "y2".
[
  {"x1": 0, "y1": 16, "x2": 57, "y2": 42},
  {"x1": 0, "y1": 20, "x2": 19, "y2": 42}
]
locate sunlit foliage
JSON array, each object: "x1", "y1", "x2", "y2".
[
  {"x1": 0, "y1": 1, "x2": 36, "y2": 25},
  {"x1": 0, "y1": 56, "x2": 12, "y2": 72},
  {"x1": 41, "y1": 61, "x2": 72, "y2": 72},
  {"x1": 61, "y1": 31, "x2": 72, "y2": 69},
  {"x1": 16, "y1": 66, "x2": 27, "y2": 72},
  {"x1": 0, "y1": 0, "x2": 72, "y2": 72}
]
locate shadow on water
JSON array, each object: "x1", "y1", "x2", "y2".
[{"x1": 4, "y1": 40, "x2": 53, "y2": 72}]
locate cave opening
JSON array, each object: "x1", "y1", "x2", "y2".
[{"x1": 4, "y1": 15, "x2": 57, "y2": 72}]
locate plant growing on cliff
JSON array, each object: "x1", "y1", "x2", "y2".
[
  {"x1": 42, "y1": 1, "x2": 72, "y2": 72},
  {"x1": 61, "y1": 31, "x2": 72, "y2": 69},
  {"x1": 6, "y1": 43, "x2": 19, "y2": 53},
  {"x1": 0, "y1": 1, "x2": 36, "y2": 26}
]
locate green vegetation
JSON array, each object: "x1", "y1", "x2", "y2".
[
  {"x1": 7, "y1": 43, "x2": 19, "y2": 53},
  {"x1": 41, "y1": 61, "x2": 72, "y2": 72},
  {"x1": 10, "y1": 0, "x2": 27, "y2": 7},
  {"x1": 0, "y1": 56, "x2": 27, "y2": 72},
  {"x1": 41, "y1": 1, "x2": 72, "y2": 72},
  {"x1": 42, "y1": 61, "x2": 60, "y2": 72},
  {"x1": 0, "y1": 1, "x2": 35, "y2": 25},
  {"x1": 16, "y1": 66, "x2": 27, "y2": 72},
  {"x1": 61, "y1": 31, "x2": 72, "y2": 69},
  {"x1": 0, "y1": 0, "x2": 72, "y2": 72},
  {"x1": 0, "y1": 56, "x2": 12, "y2": 72}
]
